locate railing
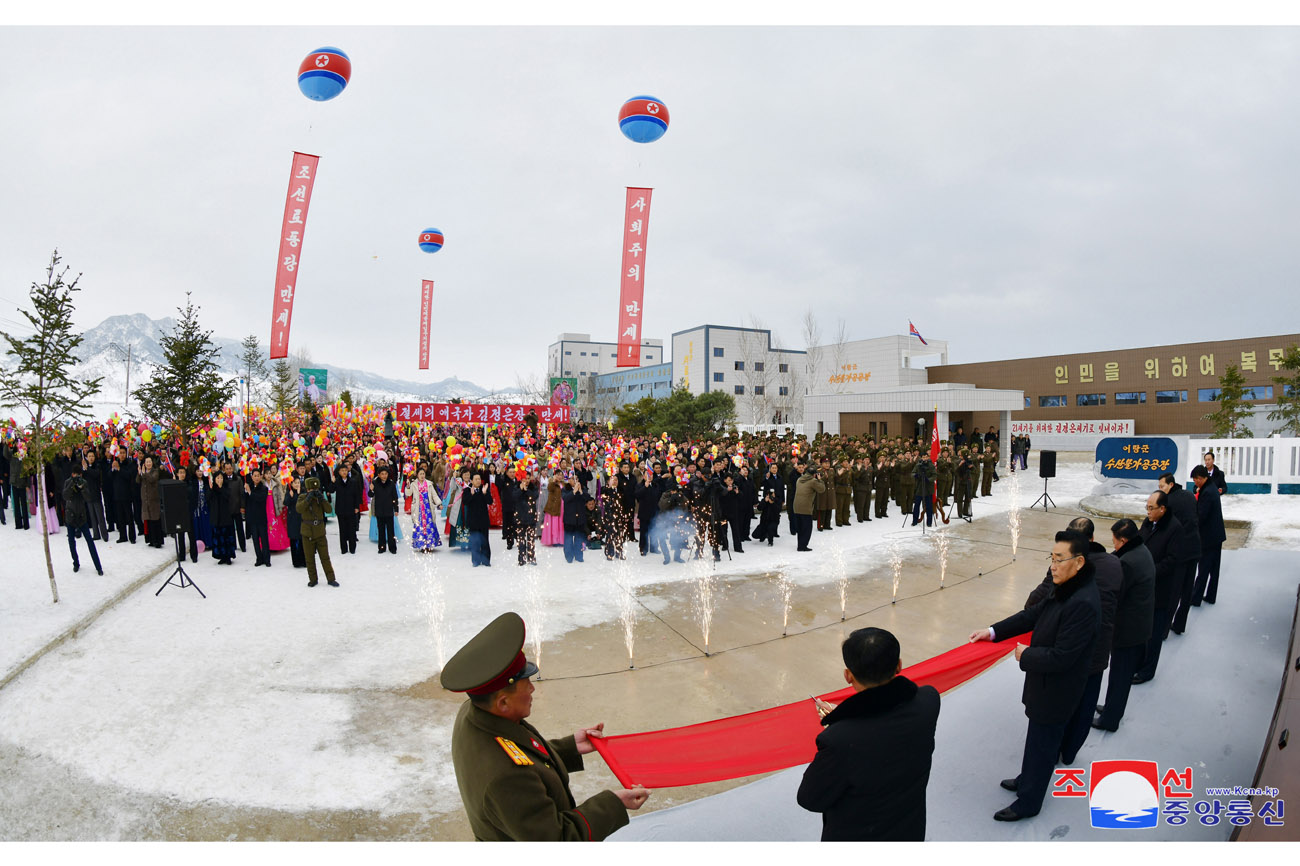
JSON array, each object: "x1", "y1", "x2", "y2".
[
  {"x1": 1187, "y1": 437, "x2": 1300, "y2": 494},
  {"x1": 736, "y1": 424, "x2": 805, "y2": 437}
]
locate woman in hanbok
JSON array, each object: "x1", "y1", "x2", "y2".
[
  {"x1": 410, "y1": 467, "x2": 443, "y2": 552},
  {"x1": 267, "y1": 475, "x2": 290, "y2": 551},
  {"x1": 33, "y1": 465, "x2": 61, "y2": 534},
  {"x1": 441, "y1": 466, "x2": 471, "y2": 549},
  {"x1": 540, "y1": 470, "x2": 564, "y2": 547}
]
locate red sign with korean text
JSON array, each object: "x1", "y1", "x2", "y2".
[
  {"x1": 616, "y1": 187, "x2": 653, "y2": 368},
  {"x1": 419, "y1": 280, "x2": 434, "y2": 370},
  {"x1": 269, "y1": 152, "x2": 320, "y2": 359},
  {"x1": 394, "y1": 403, "x2": 572, "y2": 425}
]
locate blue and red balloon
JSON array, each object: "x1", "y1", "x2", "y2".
[
  {"x1": 297, "y1": 47, "x2": 351, "y2": 101},
  {"x1": 418, "y1": 228, "x2": 444, "y2": 253},
  {"x1": 618, "y1": 95, "x2": 669, "y2": 143}
]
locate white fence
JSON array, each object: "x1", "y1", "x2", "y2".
[
  {"x1": 736, "y1": 424, "x2": 805, "y2": 437},
  {"x1": 1187, "y1": 438, "x2": 1300, "y2": 493}
]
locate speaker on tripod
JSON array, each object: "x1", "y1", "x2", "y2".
[
  {"x1": 1031, "y1": 450, "x2": 1057, "y2": 510},
  {"x1": 156, "y1": 479, "x2": 205, "y2": 598}
]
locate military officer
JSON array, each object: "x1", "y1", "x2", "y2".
[
  {"x1": 874, "y1": 454, "x2": 891, "y2": 519},
  {"x1": 981, "y1": 449, "x2": 998, "y2": 497},
  {"x1": 296, "y1": 476, "x2": 338, "y2": 587},
  {"x1": 443, "y1": 612, "x2": 649, "y2": 841},
  {"x1": 852, "y1": 457, "x2": 873, "y2": 522},
  {"x1": 834, "y1": 458, "x2": 854, "y2": 527}
]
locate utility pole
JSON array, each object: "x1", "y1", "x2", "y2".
[{"x1": 107, "y1": 341, "x2": 132, "y2": 408}]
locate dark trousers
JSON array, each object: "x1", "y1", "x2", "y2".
[
  {"x1": 340, "y1": 512, "x2": 358, "y2": 553},
  {"x1": 1097, "y1": 644, "x2": 1143, "y2": 730},
  {"x1": 911, "y1": 494, "x2": 934, "y2": 527},
  {"x1": 144, "y1": 518, "x2": 164, "y2": 547},
  {"x1": 116, "y1": 501, "x2": 134, "y2": 541},
  {"x1": 233, "y1": 513, "x2": 247, "y2": 551},
  {"x1": 1060, "y1": 671, "x2": 1104, "y2": 764},
  {"x1": 469, "y1": 529, "x2": 491, "y2": 566},
  {"x1": 103, "y1": 495, "x2": 115, "y2": 532},
  {"x1": 1135, "y1": 605, "x2": 1173, "y2": 680},
  {"x1": 12, "y1": 486, "x2": 29, "y2": 529},
  {"x1": 1170, "y1": 560, "x2": 1199, "y2": 633},
  {"x1": 302, "y1": 535, "x2": 334, "y2": 584},
  {"x1": 86, "y1": 498, "x2": 107, "y2": 540},
  {"x1": 250, "y1": 523, "x2": 270, "y2": 564},
  {"x1": 175, "y1": 526, "x2": 198, "y2": 562},
  {"x1": 502, "y1": 510, "x2": 517, "y2": 548},
  {"x1": 1011, "y1": 719, "x2": 1068, "y2": 817},
  {"x1": 66, "y1": 523, "x2": 102, "y2": 572},
  {"x1": 817, "y1": 508, "x2": 832, "y2": 530},
  {"x1": 290, "y1": 537, "x2": 305, "y2": 568},
  {"x1": 1193, "y1": 543, "x2": 1222, "y2": 605},
  {"x1": 728, "y1": 517, "x2": 746, "y2": 550},
  {"x1": 376, "y1": 515, "x2": 396, "y2": 553},
  {"x1": 517, "y1": 526, "x2": 536, "y2": 565},
  {"x1": 787, "y1": 509, "x2": 796, "y2": 535},
  {"x1": 639, "y1": 512, "x2": 657, "y2": 554},
  {"x1": 795, "y1": 513, "x2": 814, "y2": 550}
]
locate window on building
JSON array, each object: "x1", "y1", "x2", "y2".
[
  {"x1": 627, "y1": 385, "x2": 636, "y2": 392},
  {"x1": 563, "y1": 370, "x2": 571, "y2": 376},
  {"x1": 754, "y1": 386, "x2": 765, "y2": 395},
  {"x1": 1115, "y1": 392, "x2": 1146, "y2": 405},
  {"x1": 779, "y1": 363, "x2": 789, "y2": 373},
  {"x1": 645, "y1": 354, "x2": 652, "y2": 360},
  {"x1": 609, "y1": 353, "x2": 615, "y2": 358},
  {"x1": 1024, "y1": 397, "x2": 1031, "y2": 408},
  {"x1": 1198, "y1": 388, "x2": 1220, "y2": 402},
  {"x1": 1156, "y1": 390, "x2": 1188, "y2": 404},
  {"x1": 1244, "y1": 386, "x2": 1274, "y2": 400},
  {"x1": 779, "y1": 386, "x2": 790, "y2": 396},
  {"x1": 880, "y1": 422, "x2": 887, "y2": 437},
  {"x1": 754, "y1": 362, "x2": 765, "y2": 372},
  {"x1": 580, "y1": 371, "x2": 587, "y2": 376},
  {"x1": 580, "y1": 351, "x2": 587, "y2": 356},
  {"x1": 734, "y1": 361, "x2": 745, "y2": 371},
  {"x1": 713, "y1": 372, "x2": 724, "y2": 383},
  {"x1": 1038, "y1": 395, "x2": 1067, "y2": 408},
  {"x1": 714, "y1": 347, "x2": 724, "y2": 357},
  {"x1": 1076, "y1": 393, "x2": 1106, "y2": 406},
  {"x1": 564, "y1": 351, "x2": 572, "y2": 356},
  {"x1": 734, "y1": 385, "x2": 745, "y2": 395}
]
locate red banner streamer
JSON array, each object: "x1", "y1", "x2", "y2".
[
  {"x1": 394, "y1": 403, "x2": 571, "y2": 425},
  {"x1": 590, "y1": 633, "x2": 1028, "y2": 789},
  {"x1": 269, "y1": 152, "x2": 320, "y2": 359},
  {"x1": 616, "y1": 187, "x2": 653, "y2": 368},
  {"x1": 418, "y1": 280, "x2": 434, "y2": 370}
]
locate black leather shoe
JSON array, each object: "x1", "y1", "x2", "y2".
[
  {"x1": 73, "y1": 563, "x2": 80, "y2": 573},
  {"x1": 327, "y1": 580, "x2": 339, "y2": 587},
  {"x1": 307, "y1": 581, "x2": 317, "y2": 587},
  {"x1": 1096, "y1": 704, "x2": 1105, "y2": 714},
  {"x1": 993, "y1": 807, "x2": 1024, "y2": 822},
  {"x1": 1092, "y1": 719, "x2": 1117, "y2": 732},
  {"x1": 1000, "y1": 778, "x2": 1019, "y2": 792},
  {"x1": 1132, "y1": 672, "x2": 1153, "y2": 685}
]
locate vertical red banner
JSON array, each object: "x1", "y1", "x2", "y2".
[
  {"x1": 269, "y1": 152, "x2": 320, "y2": 359},
  {"x1": 419, "y1": 280, "x2": 434, "y2": 370},
  {"x1": 616, "y1": 187, "x2": 653, "y2": 368}
]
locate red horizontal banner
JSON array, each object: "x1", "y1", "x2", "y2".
[
  {"x1": 394, "y1": 403, "x2": 571, "y2": 425},
  {"x1": 590, "y1": 633, "x2": 1027, "y2": 789}
]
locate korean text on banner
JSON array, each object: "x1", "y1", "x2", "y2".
[
  {"x1": 616, "y1": 187, "x2": 653, "y2": 368},
  {"x1": 393, "y1": 403, "x2": 571, "y2": 426},
  {"x1": 419, "y1": 280, "x2": 434, "y2": 370},
  {"x1": 269, "y1": 152, "x2": 320, "y2": 359}
]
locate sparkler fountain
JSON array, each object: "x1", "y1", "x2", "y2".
[
  {"x1": 775, "y1": 560, "x2": 794, "y2": 636},
  {"x1": 522, "y1": 555, "x2": 548, "y2": 678},
  {"x1": 889, "y1": 537, "x2": 904, "y2": 604},
  {"x1": 613, "y1": 558, "x2": 637, "y2": 668},
  {"x1": 690, "y1": 556, "x2": 716, "y2": 656},
  {"x1": 418, "y1": 555, "x2": 447, "y2": 670},
  {"x1": 831, "y1": 542, "x2": 849, "y2": 621},
  {"x1": 934, "y1": 527, "x2": 951, "y2": 590},
  {"x1": 1008, "y1": 469, "x2": 1023, "y2": 559}
]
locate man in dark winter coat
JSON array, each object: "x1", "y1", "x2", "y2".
[
  {"x1": 464, "y1": 472, "x2": 492, "y2": 567},
  {"x1": 63, "y1": 464, "x2": 103, "y2": 575},
  {"x1": 1159, "y1": 473, "x2": 1202, "y2": 636},
  {"x1": 797, "y1": 627, "x2": 940, "y2": 841},
  {"x1": 9, "y1": 446, "x2": 31, "y2": 530},
  {"x1": 245, "y1": 468, "x2": 272, "y2": 567},
  {"x1": 561, "y1": 477, "x2": 590, "y2": 563},
  {"x1": 1020, "y1": 518, "x2": 1120, "y2": 765},
  {"x1": 496, "y1": 465, "x2": 518, "y2": 550},
  {"x1": 173, "y1": 465, "x2": 200, "y2": 563},
  {"x1": 634, "y1": 470, "x2": 660, "y2": 557},
  {"x1": 1095, "y1": 518, "x2": 1155, "y2": 732},
  {"x1": 970, "y1": 530, "x2": 1101, "y2": 821},
  {"x1": 1133, "y1": 490, "x2": 1193, "y2": 684},
  {"x1": 111, "y1": 456, "x2": 136, "y2": 542},
  {"x1": 334, "y1": 462, "x2": 363, "y2": 554},
  {"x1": 370, "y1": 466, "x2": 400, "y2": 555},
  {"x1": 82, "y1": 449, "x2": 108, "y2": 540},
  {"x1": 513, "y1": 475, "x2": 539, "y2": 565},
  {"x1": 1189, "y1": 465, "x2": 1227, "y2": 606}
]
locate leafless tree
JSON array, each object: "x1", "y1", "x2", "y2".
[
  {"x1": 738, "y1": 315, "x2": 776, "y2": 426},
  {"x1": 830, "y1": 318, "x2": 850, "y2": 393},
  {"x1": 513, "y1": 371, "x2": 549, "y2": 405}
]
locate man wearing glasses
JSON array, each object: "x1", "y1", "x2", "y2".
[
  {"x1": 969, "y1": 530, "x2": 1101, "y2": 822},
  {"x1": 1132, "y1": 489, "x2": 1193, "y2": 684}
]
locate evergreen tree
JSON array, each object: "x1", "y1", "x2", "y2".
[
  {"x1": 239, "y1": 333, "x2": 270, "y2": 409},
  {"x1": 134, "y1": 293, "x2": 234, "y2": 433},
  {"x1": 1203, "y1": 363, "x2": 1254, "y2": 438},
  {"x1": 268, "y1": 358, "x2": 296, "y2": 416},
  {"x1": 339, "y1": 389, "x2": 354, "y2": 409},
  {"x1": 0, "y1": 250, "x2": 103, "y2": 603},
  {"x1": 1268, "y1": 344, "x2": 1300, "y2": 436}
]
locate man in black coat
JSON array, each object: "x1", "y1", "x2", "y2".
[
  {"x1": 1160, "y1": 473, "x2": 1202, "y2": 635},
  {"x1": 334, "y1": 462, "x2": 362, "y2": 554},
  {"x1": 63, "y1": 464, "x2": 103, "y2": 575},
  {"x1": 245, "y1": 468, "x2": 272, "y2": 567},
  {"x1": 1202, "y1": 451, "x2": 1228, "y2": 494},
  {"x1": 1189, "y1": 465, "x2": 1227, "y2": 606},
  {"x1": 1095, "y1": 518, "x2": 1155, "y2": 731},
  {"x1": 464, "y1": 471, "x2": 492, "y2": 567},
  {"x1": 82, "y1": 449, "x2": 109, "y2": 541},
  {"x1": 797, "y1": 627, "x2": 941, "y2": 841},
  {"x1": 370, "y1": 466, "x2": 400, "y2": 555},
  {"x1": 633, "y1": 469, "x2": 660, "y2": 557},
  {"x1": 222, "y1": 461, "x2": 246, "y2": 553},
  {"x1": 970, "y1": 530, "x2": 1101, "y2": 821},
  {"x1": 172, "y1": 465, "x2": 200, "y2": 563},
  {"x1": 513, "y1": 475, "x2": 539, "y2": 565},
  {"x1": 111, "y1": 456, "x2": 136, "y2": 542},
  {"x1": 1133, "y1": 490, "x2": 1193, "y2": 684},
  {"x1": 496, "y1": 464, "x2": 518, "y2": 550},
  {"x1": 761, "y1": 461, "x2": 785, "y2": 533},
  {"x1": 617, "y1": 461, "x2": 637, "y2": 543}
]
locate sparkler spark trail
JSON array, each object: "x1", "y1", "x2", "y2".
[
  {"x1": 614, "y1": 559, "x2": 637, "y2": 667},
  {"x1": 691, "y1": 556, "x2": 716, "y2": 655},
  {"x1": 775, "y1": 561, "x2": 794, "y2": 636},
  {"x1": 831, "y1": 542, "x2": 849, "y2": 621},
  {"x1": 419, "y1": 556, "x2": 447, "y2": 669},
  {"x1": 1008, "y1": 470, "x2": 1023, "y2": 558},
  {"x1": 889, "y1": 537, "x2": 904, "y2": 604},
  {"x1": 934, "y1": 528, "x2": 951, "y2": 590},
  {"x1": 522, "y1": 555, "x2": 548, "y2": 676}
]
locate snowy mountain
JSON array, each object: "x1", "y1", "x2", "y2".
[{"x1": 4, "y1": 313, "x2": 502, "y2": 410}]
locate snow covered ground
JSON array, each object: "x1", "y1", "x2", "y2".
[{"x1": 0, "y1": 453, "x2": 1295, "y2": 839}]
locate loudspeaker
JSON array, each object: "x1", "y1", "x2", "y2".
[
  {"x1": 159, "y1": 480, "x2": 189, "y2": 534},
  {"x1": 1039, "y1": 450, "x2": 1057, "y2": 479}
]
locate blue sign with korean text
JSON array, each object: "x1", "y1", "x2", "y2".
[{"x1": 1096, "y1": 438, "x2": 1178, "y2": 479}]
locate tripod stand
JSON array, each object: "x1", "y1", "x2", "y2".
[
  {"x1": 1030, "y1": 477, "x2": 1056, "y2": 511},
  {"x1": 156, "y1": 532, "x2": 206, "y2": 598}
]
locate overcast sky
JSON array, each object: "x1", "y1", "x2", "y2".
[{"x1": 2, "y1": 24, "x2": 1298, "y2": 388}]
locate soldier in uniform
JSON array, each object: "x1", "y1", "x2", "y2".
[
  {"x1": 834, "y1": 458, "x2": 853, "y2": 527},
  {"x1": 874, "y1": 453, "x2": 891, "y2": 519},
  {"x1": 954, "y1": 450, "x2": 973, "y2": 519},
  {"x1": 982, "y1": 449, "x2": 998, "y2": 497},
  {"x1": 442, "y1": 612, "x2": 649, "y2": 841},
  {"x1": 852, "y1": 457, "x2": 873, "y2": 523},
  {"x1": 815, "y1": 458, "x2": 836, "y2": 532},
  {"x1": 935, "y1": 448, "x2": 954, "y2": 510},
  {"x1": 296, "y1": 476, "x2": 338, "y2": 587},
  {"x1": 969, "y1": 442, "x2": 982, "y2": 499}
]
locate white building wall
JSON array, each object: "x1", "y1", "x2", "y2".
[
  {"x1": 547, "y1": 333, "x2": 664, "y2": 380},
  {"x1": 807, "y1": 335, "x2": 949, "y2": 395},
  {"x1": 671, "y1": 325, "x2": 805, "y2": 425}
]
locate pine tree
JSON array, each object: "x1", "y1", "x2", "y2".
[
  {"x1": 268, "y1": 358, "x2": 297, "y2": 416},
  {"x1": 1268, "y1": 344, "x2": 1300, "y2": 436},
  {"x1": 0, "y1": 250, "x2": 103, "y2": 603},
  {"x1": 1203, "y1": 363, "x2": 1254, "y2": 438},
  {"x1": 134, "y1": 293, "x2": 234, "y2": 433},
  {"x1": 239, "y1": 333, "x2": 270, "y2": 409},
  {"x1": 339, "y1": 389, "x2": 354, "y2": 409}
]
